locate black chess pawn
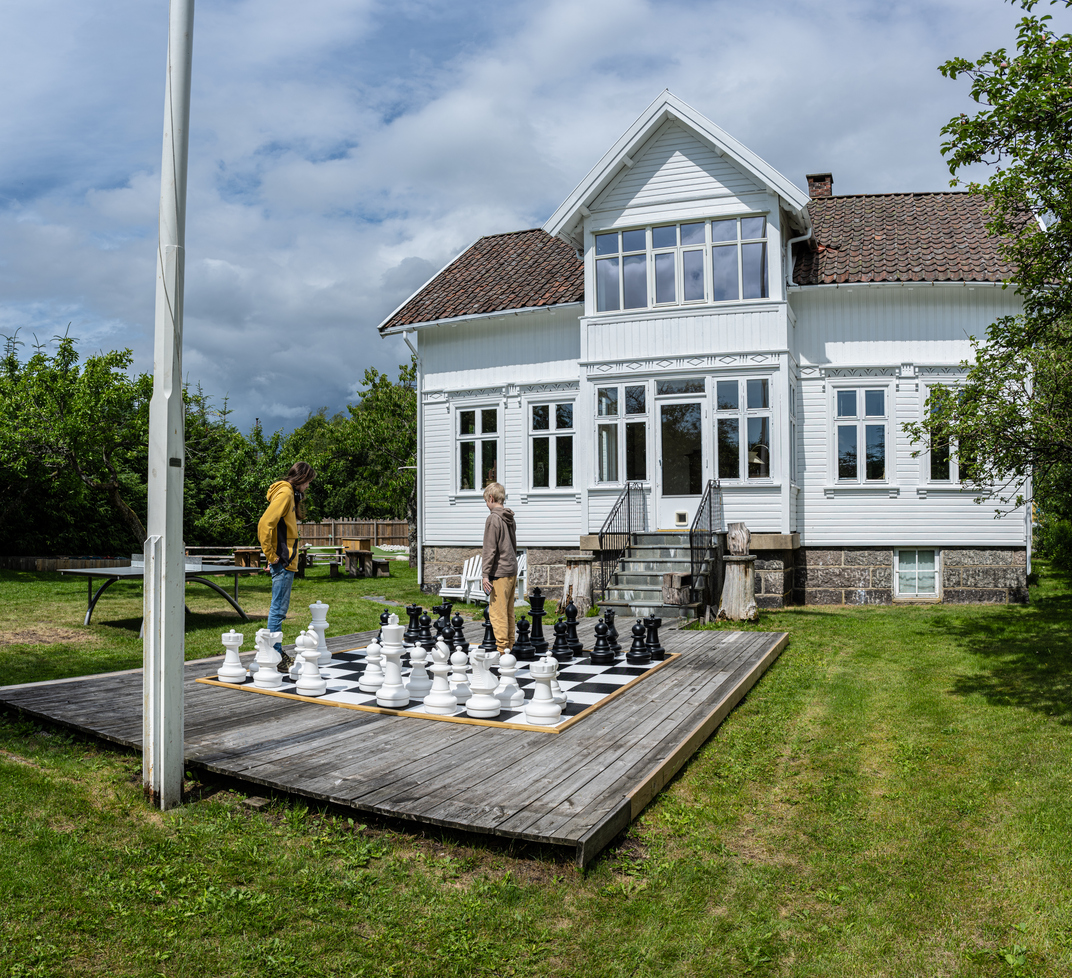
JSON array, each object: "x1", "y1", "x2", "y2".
[
  {"x1": 626, "y1": 619, "x2": 651, "y2": 664},
  {"x1": 513, "y1": 616, "x2": 535, "y2": 661},
  {"x1": 551, "y1": 618, "x2": 573, "y2": 661},
  {"x1": 377, "y1": 608, "x2": 390, "y2": 643},
  {"x1": 645, "y1": 615, "x2": 666, "y2": 660},
  {"x1": 404, "y1": 604, "x2": 422, "y2": 646},
  {"x1": 480, "y1": 607, "x2": 498, "y2": 654},
  {"x1": 450, "y1": 611, "x2": 467, "y2": 646},
  {"x1": 442, "y1": 624, "x2": 456, "y2": 651},
  {"x1": 589, "y1": 619, "x2": 615, "y2": 665},
  {"x1": 564, "y1": 597, "x2": 583, "y2": 657},
  {"x1": 418, "y1": 612, "x2": 435, "y2": 654},
  {"x1": 604, "y1": 607, "x2": 621, "y2": 655},
  {"x1": 528, "y1": 586, "x2": 549, "y2": 657}
]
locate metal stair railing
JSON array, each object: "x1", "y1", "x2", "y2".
[
  {"x1": 689, "y1": 479, "x2": 725, "y2": 616},
  {"x1": 597, "y1": 482, "x2": 647, "y2": 598}
]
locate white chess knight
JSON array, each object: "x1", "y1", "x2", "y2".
[
  {"x1": 525, "y1": 655, "x2": 562, "y2": 725},
  {"x1": 494, "y1": 650, "x2": 525, "y2": 709},
  {"x1": 466, "y1": 649, "x2": 501, "y2": 719},
  {"x1": 294, "y1": 630, "x2": 328, "y2": 696},
  {"x1": 253, "y1": 627, "x2": 284, "y2": 689},
  {"x1": 308, "y1": 600, "x2": 331, "y2": 665},
  {"x1": 217, "y1": 629, "x2": 247, "y2": 683},
  {"x1": 376, "y1": 614, "x2": 410, "y2": 708},
  {"x1": 423, "y1": 643, "x2": 458, "y2": 715}
]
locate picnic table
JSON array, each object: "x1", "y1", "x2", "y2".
[{"x1": 59, "y1": 556, "x2": 263, "y2": 627}]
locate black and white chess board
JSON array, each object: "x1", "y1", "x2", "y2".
[{"x1": 198, "y1": 647, "x2": 678, "y2": 731}]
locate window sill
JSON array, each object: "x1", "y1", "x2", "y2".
[
  {"x1": 916, "y1": 485, "x2": 977, "y2": 498},
  {"x1": 519, "y1": 490, "x2": 582, "y2": 504},
  {"x1": 590, "y1": 483, "x2": 651, "y2": 491},
  {"x1": 720, "y1": 480, "x2": 780, "y2": 490},
  {"x1": 585, "y1": 298, "x2": 784, "y2": 324},
  {"x1": 893, "y1": 594, "x2": 941, "y2": 603},
  {"x1": 823, "y1": 484, "x2": 900, "y2": 498}
]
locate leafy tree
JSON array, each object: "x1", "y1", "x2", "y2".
[{"x1": 910, "y1": 0, "x2": 1072, "y2": 509}]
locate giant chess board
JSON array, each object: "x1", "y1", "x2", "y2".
[{"x1": 196, "y1": 646, "x2": 679, "y2": 732}]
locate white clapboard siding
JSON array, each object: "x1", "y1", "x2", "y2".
[
  {"x1": 720, "y1": 485, "x2": 784, "y2": 534},
  {"x1": 792, "y1": 285, "x2": 1022, "y2": 366},
  {"x1": 586, "y1": 307, "x2": 787, "y2": 364},
  {"x1": 422, "y1": 308, "x2": 581, "y2": 393},
  {"x1": 514, "y1": 493, "x2": 583, "y2": 546},
  {"x1": 591, "y1": 121, "x2": 760, "y2": 213}
]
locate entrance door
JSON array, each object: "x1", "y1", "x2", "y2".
[{"x1": 657, "y1": 401, "x2": 704, "y2": 529}]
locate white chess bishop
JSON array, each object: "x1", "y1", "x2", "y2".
[{"x1": 217, "y1": 629, "x2": 247, "y2": 683}]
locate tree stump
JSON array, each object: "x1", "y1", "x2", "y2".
[
  {"x1": 717, "y1": 555, "x2": 758, "y2": 621},
  {"x1": 562, "y1": 555, "x2": 594, "y2": 614}
]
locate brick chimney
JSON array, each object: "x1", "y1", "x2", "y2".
[{"x1": 806, "y1": 173, "x2": 833, "y2": 198}]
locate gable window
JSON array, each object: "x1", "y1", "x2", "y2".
[
  {"x1": 531, "y1": 402, "x2": 574, "y2": 489},
  {"x1": 596, "y1": 384, "x2": 648, "y2": 483},
  {"x1": 459, "y1": 407, "x2": 498, "y2": 492},
  {"x1": 896, "y1": 549, "x2": 938, "y2": 597},
  {"x1": 835, "y1": 388, "x2": 887, "y2": 482},
  {"x1": 594, "y1": 216, "x2": 768, "y2": 312},
  {"x1": 715, "y1": 377, "x2": 771, "y2": 480}
]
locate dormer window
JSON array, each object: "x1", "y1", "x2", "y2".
[{"x1": 593, "y1": 216, "x2": 768, "y2": 312}]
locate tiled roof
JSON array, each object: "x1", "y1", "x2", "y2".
[
  {"x1": 793, "y1": 192, "x2": 1015, "y2": 285},
  {"x1": 379, "y1": 228, "x2": 583, "y2": 331}
]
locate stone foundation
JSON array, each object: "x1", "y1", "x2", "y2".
[
  {"x1": 942, "y1": 548, "x2": 1028, "y2": 604},
  {"x1": 422, "y1": 545, "x2": 582, "y2": 600},
  {"x1": 753, "y1": 549, "x2": 796, "y2": 609}
]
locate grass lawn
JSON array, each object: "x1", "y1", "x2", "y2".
[{"x1": 1, "y1": 562, "x2": 1071, "y2": 976}]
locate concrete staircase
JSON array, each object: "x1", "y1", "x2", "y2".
[{"x1": 599, "y1": 531, "x2": 705, "y2": 620}]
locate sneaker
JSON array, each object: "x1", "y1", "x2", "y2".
[{"x1": 277, "y1": 651, "x2": 294, "y2": 674}]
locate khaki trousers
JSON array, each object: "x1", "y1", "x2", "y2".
[{"x1": 488, "y1": 576, "x2": 517, "y2": 652}]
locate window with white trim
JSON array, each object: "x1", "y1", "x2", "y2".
[
  {"x1": 835, "y1": 388, "x2": 887, "y2": 482},
  {"x1": 593, "y1": 216, "x2": 768, "y2": 312},
  {"x1": 927, "y1": 392, "x2": 978, "y2": 484},
  {"x1": 715, "y1": 377, "x2": 771, "y2": 480},
  {"x1": 596, "y1": 384, "x2": 648, "y2": 483},
  {"x1": 458, "y1": 407, "x2": 498, "y2": 492},
  {"x1": 896, "y1": 549, "x2": 938, "y2": 597},
  {"x1": 531, "y1": 402, "x2": 574, "y2": 488}
]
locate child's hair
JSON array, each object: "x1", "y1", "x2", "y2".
[
  {"x1": 483, "y1": 482, "x2": 506, "y2": 504},
  {"x1": 284, "y1": 461, "x2": 316, "y2": 519}
]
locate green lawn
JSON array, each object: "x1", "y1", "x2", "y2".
[{"x1": 1, "y1": 563, "x2": 1071, "y2": 976}]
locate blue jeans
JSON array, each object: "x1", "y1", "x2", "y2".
[{"x1": 268, "y1": 562, "x2": 295, "y2": 650}]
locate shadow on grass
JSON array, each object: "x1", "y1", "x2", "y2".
[{"x1": 930, "y1": 569, "x2": 1072, "y2": 725}]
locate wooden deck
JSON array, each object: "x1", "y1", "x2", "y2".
[{"x1": 0, "y1": 620, "x2": 787, "y2": 866}]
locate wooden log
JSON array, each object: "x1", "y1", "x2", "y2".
[
  {"x1": 562, "y1": 555, "x2": 595, "y2": 614},
  {"x1": 717, "y1": 555, "x2": 758, "y2": 621},
  {"x1": 661, "y1": 572, "x2": 692, "y2": 606},
  {"x1": 727, "y1": 522, "x2": 750, "y2": 556}
]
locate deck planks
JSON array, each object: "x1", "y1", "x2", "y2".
[{"x1": 0, "y1": 622, "x2": 787, "y2": 866}]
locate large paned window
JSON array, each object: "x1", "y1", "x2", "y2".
[
  {"x1": 897, "y1": 549, "x2": 938, "y2": 597},
  {"x1": 714, "y1": 377, "x2": 771, "y2": 480},
  {"x1": 594, "y1": 216, "x2": 768, "y2": 312},
  {"x1": 596, "y1": 384, "x2": 648, "y2": 483},
  {"x1": 458, "y1": 407, "x2": 498, "y2": 492},
  {"x1": 835, "y1": 388, "x2": 887, "y2": 482},
  {"x1": 927, "y1": 392, "x2": 977, "y2": 484},
  {"x1": 531, "y1": 402, "x2": 574, "y2": 489}
]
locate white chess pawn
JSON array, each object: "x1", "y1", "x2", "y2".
[
  {"x1": 294, "y1": 631, "x2": 327, "y2": 696},
  {"x1": 466, "y1": 650, "x2": 501, "y2": 719},
  {"x1": 359, "y1": 638, "x2": 385, "y2": 693},
  {"x1": 494, "y1": 650, "x2": 525, "y2": 709},
  {"x1": 550, "y1": 667, "x2": 567, "y2": 707},
  {"x1": 449, "y1": 646, "x2": 471, "y2": 705},
  {"x1": 423, "y1": 644, "x2": 458, "y2": 715},
  {"x1": 525, "y1": 656, "x2": 562, "y2": 725},
  {"x1": 308, "y1": 600, "x2": 331, "y2": 665},
  {"x1": 406, "y1": 639, "x2": 433, "y2": 698},
  {"x1": 376, "y1": 616, "x2": 409, "y2": 708},
  {"x1": 218, "y1": 629, "x2": 247, "y2": 683},
  {"x1": 253, "y1": 628, "x2": 284, "y2": 689}
]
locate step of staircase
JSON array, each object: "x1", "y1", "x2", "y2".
[{"x1": 600, "y1": 531, "x2": 711, "y2": 621}]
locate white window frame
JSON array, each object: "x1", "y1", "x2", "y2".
[
  {"x1": 592, "y1": 214, "x2": 769, "y2": 314},
  {"x1": 454, "y1": 402, "x2": 501, "y2": 494},
  {"x1": 594, "y1": 382, "x2": 649, "y2": 485},
  {"x1": 831, "y1": 383, "x2": 891, "y2": 484},
  {"x1": 895, "y1": 548, "x2": 940, "y2": 599},
  {"x1": 922, "y1": 383, "x2": 976, "y2": 485},
  {"x1": 714, "y1": 375, "x2": 774, "y2": 483},
  {"x1": 527, "y1": 398, "x2": 575, "y2": 491}
]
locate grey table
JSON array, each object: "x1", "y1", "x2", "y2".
[{"x1": 59, "y1": 563, "x2": 264, "y2": 626}]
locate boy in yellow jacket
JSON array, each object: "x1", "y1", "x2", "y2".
[{"x1": 257, "y1": 461, "x2": 316, "y2": 666}]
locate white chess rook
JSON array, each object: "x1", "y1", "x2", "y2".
[
  {"x1": 466, "y1": 650, "x2": 501, "y2": 719},
  {"x1": 524, "y1": 655, "x2": 562, "y2": 725},
  {"x1": 253, "y1": 627, "x2": 284, "y2": 689},
  {"x1": 309, "y1": 600, "x2": 331, "y2": 665},
  {"x1": 376, "y1": 615, "x2": 410, "y2": 708},
  {"x1": 294, "y1": 630, "x2": 328, "y2": 696},
  {"x1": 217, "y1": 629, "x2": 247, "y2": 683}
]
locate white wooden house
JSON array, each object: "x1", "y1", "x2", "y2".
[{"x1": 378, "y1": 91, "x2": 1030, "y2": 611}]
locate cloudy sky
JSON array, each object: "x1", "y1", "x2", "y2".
[{"x1": 1, "y1": 0, "x2": 1065, "y2": 434}]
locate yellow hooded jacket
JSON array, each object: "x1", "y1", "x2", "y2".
[{"x1": 257, "y1": 480, "x2": 301, "y2": 572}]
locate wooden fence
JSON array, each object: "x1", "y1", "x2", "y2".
[{"x1": 298, "y1": 519, "x2": 411, "y2": 548}]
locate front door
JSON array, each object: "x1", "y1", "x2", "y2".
[{"x1": 657, "y1": 401, "x2": 704, "y2": 529}]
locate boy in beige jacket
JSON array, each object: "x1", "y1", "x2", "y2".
[{"x1": 480, "y1": 482, "x2": 517, "y2": 652}]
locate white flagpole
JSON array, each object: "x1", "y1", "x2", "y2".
[{"x1": 144, "y1": 0, "x2": 195, "y2": 810}]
